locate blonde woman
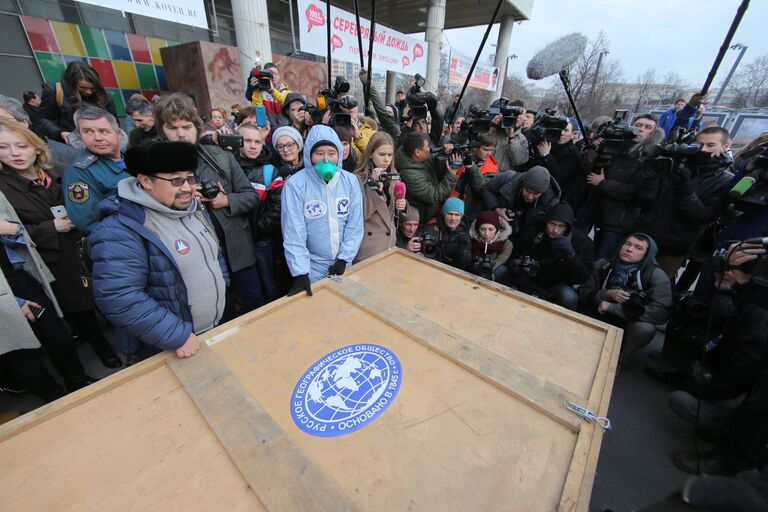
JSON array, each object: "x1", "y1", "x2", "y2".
[
  {"x1": 353, "y1": 131, "x2": 407, "y2": 262},
  {"x1": 0, "y1": 120, "x2": 121, "y2": 370}
]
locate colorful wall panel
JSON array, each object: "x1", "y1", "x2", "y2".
[{"x1": 20, "y1": 16, "x2": 177, "y2": 116}]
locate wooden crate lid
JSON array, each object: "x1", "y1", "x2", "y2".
[{"x1": 0, "y1": 249, "x2": 620, "y2": 512}]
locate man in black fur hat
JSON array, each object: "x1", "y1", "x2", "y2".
[{"x1": 87, "y1": 141, "x2": 227, "y2": 360}]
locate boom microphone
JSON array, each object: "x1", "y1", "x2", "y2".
[{"x1": 526, "y1": 33, "x2": 588, "y2": 80}]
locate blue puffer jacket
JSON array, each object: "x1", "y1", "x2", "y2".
[{"x1": 88, "y1": 195, "x2": 228, "y2": 356}]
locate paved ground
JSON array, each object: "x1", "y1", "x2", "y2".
[{"x1": 1, "y1": 328, "x2": 698, "y2": 511}]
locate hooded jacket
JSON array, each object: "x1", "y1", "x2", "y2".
[
  {"x1": 480, "y1": 169, "x2": 562, "y2": 233},
  {"x1": 579, "y1": 233, "x2": 672, "y2": 326},
  {"x1": 281, "y1": 126, "x2": 364, "y2": 282},
  {"x1": 435, "y1": 214, "x2": 471, "y2": 271},
  {"x1": 88, "y1": 180, "x2": 227, "y2": 355},
  {"x1": 469, "y1": 216, "x2": 514, "y2": 273},
  {"x1": 509, "y1": 202, "x2": 594, "y2": 291}
]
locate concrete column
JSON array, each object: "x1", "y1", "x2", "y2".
[
  {"x1": 424, "y1": 0, "x2": 446, "y2": 93},
  {"x1": 493, "y1": 15, "x2": 514, "y2": 100},
  {"x1": 385, "y1": 71, "x2": 397, "y2": 103},
  {"x1": 231, "y1": 0, "x2": 273, "y2": 81}
]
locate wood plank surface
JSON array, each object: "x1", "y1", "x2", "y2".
[
  {"x1": 327, "y1": 276, "x2": 583, "y2": 432},
  {"x1": 0, "y1": 365, "x2": 264, "y2": 511},
  {"x1": 168, "y1": 345, "x2": 358, "y2": 512}
]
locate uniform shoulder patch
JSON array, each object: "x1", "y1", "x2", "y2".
[{"x1": 67, "y1": 182, "x2": 90, "y2": 203}]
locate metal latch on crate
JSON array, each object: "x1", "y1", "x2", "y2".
[{"x1": 563, "y1": 399, "x2": 612, "y2": 430}]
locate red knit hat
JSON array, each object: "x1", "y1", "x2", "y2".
[{"x1": 476, "y1": 210, "x2": 500, "y2": 230}]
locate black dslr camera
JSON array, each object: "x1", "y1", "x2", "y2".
[
  {"x1": 472, "y1": 255, "x2": 495, "y2": 281},
  {"x1": 528, "y1": 109, "x2": 569, "y2": 145},
  {"x1": 317, "y1": 76, "x2": 355, "y2": 127},
  {"x1": 489, "y1": 98, "x2": 524, "y2": 129},
  {"x1": 199, "y1": 179, "x2": 220, "y2": 199},
  {"x1": 508, "y1": 255, "x2": 539, "y2": 277},
  {"x1": 420, "y1": 224, "x2": 440, "y2": 259}
]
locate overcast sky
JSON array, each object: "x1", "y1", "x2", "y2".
[{"x1": 442, "y1": 0, "x2": 768, "y2": 88}]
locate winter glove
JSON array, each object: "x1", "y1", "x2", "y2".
[
  {"x1": 287, "y1": 274, "x2": 313, "y2": 297},
  {"x1": 671, "y1": 167, "x2": 693, "y2": 197},
  {"x1": 328, "y1": 259, "x2": 347, "y2": 276},
  {"x1": 549, "y1": 236, "x2": 576, "y2": 257}
]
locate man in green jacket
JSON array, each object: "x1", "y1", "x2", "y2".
[{"x1": 395, "y1": 132, "x2": 458, "y2": 223}]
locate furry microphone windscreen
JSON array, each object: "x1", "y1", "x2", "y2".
[{"x1": 526, "y1": 33, "x2": 589, "y2": 80}]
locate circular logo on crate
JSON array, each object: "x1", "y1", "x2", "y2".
[{"x1": 291, "y1": 344, "x2": 402, "y2": 437}]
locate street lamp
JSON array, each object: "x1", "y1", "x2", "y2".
[{"x1": 713, "y1": 43, "x2": 747, "y2": 106}]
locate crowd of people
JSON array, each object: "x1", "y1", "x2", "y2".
[{"x1": 0, "y1": 59, "x2": 767, "y2": 488}]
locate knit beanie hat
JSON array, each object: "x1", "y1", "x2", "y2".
[
  {"x1": 402, "y1": 205, "x2": 420, "y2": 223},
  {"x1": 476, "y1": 210, "x2": 500, "y2": 230},
  {"x1": 522, "y1": 166, "x2": 551, "y2": 193},
  {"x1": 124, "y1": 141, "x2": 197, "y2": 177},
  {"x1": 272, "y1": 126, "x2": 304, "y2": 152},
  {"x1": 443, "y1": 197, "x2": 465, "y2": 216}
]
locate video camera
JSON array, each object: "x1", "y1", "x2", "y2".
[
  {"x1": 317, "y1": 76, "x2": 356, "y2": 127},
  {"x1": 589, "y1": 111, "x2": 639, "y2": 170},
  {"x1": 252, "y1": 68, "x2": 274, "y2": 92},
  {"x1": 365, "y1": 170, "x2": 400, "y2": 189},
  {"x1": 528, "y1": 108, "x2": 569, "y2": 145},
  {"x1": 404, "y1": 75, "x2": 434, "y2": 121},
  {"x1": 489, "y1": 97, "x2": 525, "y2": 130}
]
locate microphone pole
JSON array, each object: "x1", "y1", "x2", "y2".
[
  {"x1": 559, "y1": 69, "x2": 589, "y2": 147},
  {"x1": 700, "y1": 0, "x2": 749, "y2": 94},
  {"x1": 326, "y1": 0, "x2": 333, "y2": 89},
  {"x1": 447, "y1": 0, "x2": 504, "y2": 127},
  {"x1": 364, "y1": 0, "x2": 377, "y2": 116},
  {"x1": 353, "y1": 0, "x2": 365, "y2": 69}
]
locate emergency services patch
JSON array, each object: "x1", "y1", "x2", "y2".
[
  {"x1": 304, "y1": 199, "x2": 327, "y2": 219},
  {"x1": 67, "y1": 182, "x2": 90, "y2": 203},
  {"x1": 336, "y1": 197, "x2": 350, "y2": 217}
]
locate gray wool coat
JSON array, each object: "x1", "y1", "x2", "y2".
[{"x1": 0, "y1": 191, "x2": 62, "y2": 356}]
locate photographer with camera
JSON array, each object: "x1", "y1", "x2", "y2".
[
  {"x1": 586, "y1": 114, "x2": 665, "y2": 260},
  {"x1": 352, "y1": 132, "x2": 406, "y2": 262},
  {"x1": 490, "y1": 98, "x2": 529, "y2": 171},
  {"x1": 579, "y1": 233, "x2": 672, "y2": 364},
  {"x1": 155, "y1": 93, "x2": 263, "y2": 314},
  {"x1": 281, "y1": 93, "x2": 308, "y2": 139},
  {"x1": 431, "y1": 197, "x2": 471, "y2": 271},
  {"x1": 468, "y1": 210, "x2": 513, "y2": 283},
  {"x1": 396, "y1": 132, "x2": 459, "y2": 224},
  {"x1": 396, "y1": 206, "x2": 422, "y2": 254},
  {"x1": 634, "y1": 126, "x2": 735, "y2": 282},
  {"x1": 507, "y1": 202, "x2": 593, "y2": 310},
  {"x1": 481, "y1": 165, "x2": 562, "y2": 239},
  {"x1": 650, "y1": 244, "x2": 768, "y2": 475},
  {"x1": 245, "y1": 63, "x2": 291, "y2": 128},
  {"x1": 521, "y1": 120, "x2": 589, "y2": 204},
  {"x1": 400, "y1": 75, "x2": 444, "y2": 148},
  {"x1": 447, "y1": 132, "x2": 498, "y2": 218}
]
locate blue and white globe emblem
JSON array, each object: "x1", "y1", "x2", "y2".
[{"x1": 291, "y1": 344, "x2": 402, "y2": 437}]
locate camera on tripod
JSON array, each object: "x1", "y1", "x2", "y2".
[{"x1": 316, "y1": 76, "x2": 356, "y2": 127}]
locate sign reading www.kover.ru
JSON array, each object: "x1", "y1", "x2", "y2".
[{"x1": 298, "y1": 0, "x2": 427, "y2": 76}]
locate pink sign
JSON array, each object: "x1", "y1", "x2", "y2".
[
  {"x1": 413, "y1": 44, "x2": 424, "y2": 60},
  {"x1": 402, "y1": 56, "x2": 410, "y2": 68},
  {"x1": 305, "y1": 3, "x2": 325, "y2": 32},
  {"x1": 331, "y1": 34, "x2": 343, "y2": 52}
]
